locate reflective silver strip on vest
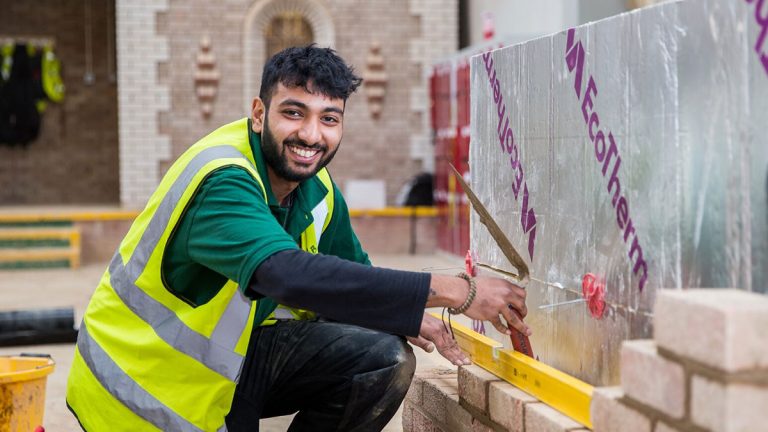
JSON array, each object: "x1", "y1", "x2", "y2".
[
  {"x1": 94, "y1": 145, "x2": 255, "y2": 384},
  {"x1": 269, "y1": 199, "x2": 329, "y2": 321},
  {"x1": 272, "y1": 307, "x2": 296, "y2": 319},
  {"x1": 78, "y1": 322, "x2": 204, "y2": 432},
  {"x1": 310, "y1": 199, "x2": 329, "y2": 247}
]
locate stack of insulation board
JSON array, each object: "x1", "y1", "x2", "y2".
[{"x1": 461, "y1": 0, "x2": 768, "y2": 386}]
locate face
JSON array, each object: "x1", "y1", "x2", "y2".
[{"x1": 251, "y1": 83, "x2": 344, "y2": 183}]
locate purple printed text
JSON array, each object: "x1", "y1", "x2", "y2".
[
  {"x1": 565, "y1": 29, "x2": 649, "y2": 292},
  {"x1": 481, "y1": 51, "x2": 538, "y2": 260}
]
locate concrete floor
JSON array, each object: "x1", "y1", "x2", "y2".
[{"x1": 0, "y1": 253, "x2": 463, "y2": 431}]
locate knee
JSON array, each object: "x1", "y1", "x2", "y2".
[{"x1": 369, "y1": 335, "x2": 416, "y2": 384}]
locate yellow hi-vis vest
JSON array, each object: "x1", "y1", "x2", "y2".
[{"x1": 66, "y1": 118, "x2": 334, "y2": 431}]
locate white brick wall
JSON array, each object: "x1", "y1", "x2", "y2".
[
  {"x1": 409, "y1": 0, "x2": 458, "y2": 172},
  {"x1": 116, "y1": 0, "x2": 171, "y2": 207}
]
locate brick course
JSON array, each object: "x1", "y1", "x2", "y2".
[
  {"x1": 690, "y1": 374, "x2": 768, "y2": 432},
  {"x1": 459, "y1": 365, "x2": 502, "y2": 415},
  {"x1": 524, "y1": 403, "x2": 587, "y2": 432},
  {"x1": 654, "y1": 289, "x2": 768, "y2": 373},
  {"x1": 620, "y1": 340, "x2": 686, "y2": 419},
  {"x1": 489, "y1": 382, "x2": 537, "y2": 432},
  {"x1": 590, "y1": 387, "x2": 651, "y2": 432}
]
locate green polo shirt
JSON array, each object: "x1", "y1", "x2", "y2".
[{"x1": 161, "y1": 120, "x2": 370, "y2": 316}]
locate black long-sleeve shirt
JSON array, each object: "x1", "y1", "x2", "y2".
[{"x1": 249, "y1": 249, "x2": 430, "y2": 337}]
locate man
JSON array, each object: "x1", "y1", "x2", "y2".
[{"x1": 66, "y1": 45, "x2": 529, "y2": 431}]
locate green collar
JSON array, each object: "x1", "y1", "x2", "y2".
[{"x1": 247, "y1": 119, "x2": 331, "y2": 235}]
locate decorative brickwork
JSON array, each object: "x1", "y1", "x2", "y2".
[{"x1": 145, "y1": 0, "x2": 458, "y2": 207}]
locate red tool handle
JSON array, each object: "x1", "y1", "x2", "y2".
[{"x1": 466, "y1": 250, "x2": 534, "y2": 358}]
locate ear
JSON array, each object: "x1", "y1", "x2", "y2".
[{"x1": 251, "y1": 97, "x2": 266, "y2": 133}]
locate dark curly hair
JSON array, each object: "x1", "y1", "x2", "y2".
[{"x1": 259, "y1": 44, "x2": 363, "y2": 108}]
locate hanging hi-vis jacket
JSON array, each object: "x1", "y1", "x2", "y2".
[{"x1": 66, "y1": 118, "x2": 334, "y2": 431}]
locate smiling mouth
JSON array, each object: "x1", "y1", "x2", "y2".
[{"x1": 287, "y1": 144, "x2": 321, "y2": 161}]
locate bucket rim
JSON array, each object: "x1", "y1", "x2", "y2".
[{"x1": 0, "y1": 355, "x2": 56, "y2": 384}]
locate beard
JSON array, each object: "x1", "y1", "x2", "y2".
[{"x1": 260, "y1": 114, "x2": 339, "y2": 182}]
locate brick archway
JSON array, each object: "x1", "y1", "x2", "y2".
[{"x1": 242, "y1": 0, "x2": 335, "y2": 112}]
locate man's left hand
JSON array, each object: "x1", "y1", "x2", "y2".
[{"x1": 407, "y1": 313, "x2": 471, "y2": 366}]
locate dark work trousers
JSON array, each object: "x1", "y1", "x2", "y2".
[{"x1": 226, "y1": 319, "x2": 416, "y2": 432}]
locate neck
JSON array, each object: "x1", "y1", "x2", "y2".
[{"x1": 266, "y1": 166, "x2": 299, "y2": 205}]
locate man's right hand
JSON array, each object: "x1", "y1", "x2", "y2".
[
  {"x1": 464, "y1": 276, "x2": 530, "y2": 337},
  {"x1": 427, "y1": 274, "x2": 530, "y2": 337}
]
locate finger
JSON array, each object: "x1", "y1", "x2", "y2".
[
  {"x1": 506, "y1": 289, "x2": 528, "y2": 318},
  {"x1": 502, "y1": 306, "x2": 532, "y2": 336},
  {"x1": 434, "y1": 339, "x2": 470, "y2": 366},
  {"x1": 406, "y1": 336, "x2": 435, "y2": 353},
  {"x1": 441, "y1": 346, "x2": 470, "y2": 366},
  {"x1": 489, "y1": 316, "x2": 511, "y2": 335}
]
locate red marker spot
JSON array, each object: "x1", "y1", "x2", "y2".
[
  {"x1": 465, "y1": 250, "x2": 477, "y2": 276},
  {"x1": 582, "y1": 273, "x2": 606, "y2": 319}
]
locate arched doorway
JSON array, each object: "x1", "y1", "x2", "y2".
[{"x1": 243, "y1": 0, "x2": 335, "y2": 111}]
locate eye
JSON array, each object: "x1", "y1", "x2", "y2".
[
  {"x1": 282, "y1": 109, "x2": 303, "y2": 118},
  {"x1": 321, "y1": 115, "x2": 340, "y2": 125}
]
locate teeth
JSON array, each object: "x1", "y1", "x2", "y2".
[{"x1": 290, "y1": 146, "x2": 318, "y2": 158}]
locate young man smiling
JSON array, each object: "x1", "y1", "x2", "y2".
[{"x1": 67, "y1": 45, "x2": 529, "y2": 432}]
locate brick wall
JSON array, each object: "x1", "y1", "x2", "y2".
[
  {"x1": 0, "y1": 0, "x2": 119, "y2": 204},
  {"x1": 153, "y1": 0, "x2": 456, "y2": 206},
  {"x1": 4, "y1": 1, "x2": 458, "y2": 207},
  {"x1": 593, "y1": 289, "x2": 768, "y2": 432},
  {"x1": 406, "y1": 289, "x2": 768, "y2": 432},
  {"x1": 115, "y1": 0, "x2": 171, "y2": 206}
]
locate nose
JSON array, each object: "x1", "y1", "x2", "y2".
[{"x1": 297, "y1": 119, "x2": 321, "y2": 145}]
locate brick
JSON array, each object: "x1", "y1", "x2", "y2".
[
  {"x1": 470, "y1": 418, "x2": 496, "y2": 432},
  {"x1": 403, "y1": 401, "x2": 415, "y2": 431},
  {"x1": 488, "y1": 381, "x2": 537, "y2": 431},
  {"x1": 458, "y1": 365, "x2": 501, "y2": 414},
  {"x1": 422, "y1": 376, "x2": 458, "y2": 424},
  {"x1": 654, "y1": 422, "x2": 681, "y2": 432},
  {"x1": 412, "y1": 407, "x2": 438, "y2": 432},
  {"x1": 654, "y1": 289, "x2": 768, "y2": 372},
  {"x1": 590, "y1": 387, "x2": 652, "y2": 432},
  {"x1": 690, "y1": 374, "x2": 768, "y2": 432},
  {"x1": 525, "y1": 403, "x2": 585, "y2": 432},
  {"x1": 445, "y1": 393, "x2": 473, "y2": 431},
  {"x1": 408, "y1": 368, "x2": 458, "y2": 407},
  {"x1": 620, "y1": 340, "x2": 685, "y2": 419},
  {"x1": 406, "y1": 377, "x2": 425, "y2": 406}
]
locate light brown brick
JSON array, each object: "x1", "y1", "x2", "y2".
[
  {"x1": 488, "y1": 381, "x2": 537, "y2": 431},
  {"x1": 654, "y1": 421, "x2": 681, "y2": 432},
  {"x1": 412, "y1": 407, "x2": 438, "y2": 432},
  {"x1": 690, "y1": 374, "x2": 768, "y2": 432},
  {"x1": 458, "y1": 365, "x2": 501, "y2": 415},
  {"x1": 408, "y1": 368, "x2": 458, "y2": 407},
  {"x1": 525, "y1": 402, "x2": 585, "y2": 432},
  {"x1": 406, "y1": 378, "x2": 424, "y2": 406},
  {"x1": 470, "y1": 418, "x2": 495, "y2": 432},
  {"x1": 654, "y1": 289, "x2": 768, "y2": 372},
  {"x1": 422, "y1": 376, "x2": 458, "y2": 424},
  {"x1": 445, "y1": 392, "x2": 473, "y2": 431},
  {"x1": 620, "y1": 340, "x2": 685, "y2": 419},
  {"x1": 403, "y1": 401, "x2": 415, "y2": 431},
  {"x1": 590, "y1": 387, "x2": 652, "y2": 432}
]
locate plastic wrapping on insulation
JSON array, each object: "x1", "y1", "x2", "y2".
[{"x1": 460, "y1": 0, "x2": 768, "y2": 386}]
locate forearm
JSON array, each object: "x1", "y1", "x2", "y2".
[
  {"x1": 426, "y1": 274, "x2": 469, "y2": 309},
  {"x1": 248, "y1": 250, "x2": 430, "y2": 336}
]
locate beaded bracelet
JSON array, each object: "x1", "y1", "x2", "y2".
[{"x1": 448, "y1": 272, "x2": 477, "y2": 315}]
